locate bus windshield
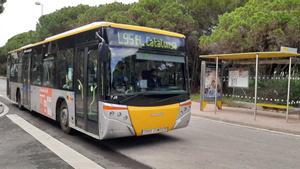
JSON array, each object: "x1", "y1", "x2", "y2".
[{"x1": 110, "y1": 47, "x2": 186, "y2": 96}]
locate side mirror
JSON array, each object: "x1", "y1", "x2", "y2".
[
  {"x1": 98, "y1": 43, "x2": 109, "y2": 62},
  {"x1": 96, "y1": 31, "x2": 109, "y2": 62}
]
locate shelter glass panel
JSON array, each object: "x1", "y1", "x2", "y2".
[
  {"x1": 289, "y1": 58, "x2": 300, "y2": 109},
  {"x1": 256, "y1": 58, "x2": 288, "y2": 106},
  {"x1": 222, "y1": 60, "x2": 256, "y2": 104}
]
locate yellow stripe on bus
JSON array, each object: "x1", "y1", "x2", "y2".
[
  {"x1": 128, "y1": 103, "x2": 180, "y2": 136},
  {"x1": 9, "y1": 22, "x2": 185, "y2": 53}
]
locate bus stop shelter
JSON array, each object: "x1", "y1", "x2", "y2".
[{"x1": 199, "y1": 51, "x2": 300, "y2": 121}]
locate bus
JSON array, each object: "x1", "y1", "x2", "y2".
[{"x1": 6, "y1": 22, "x2": 191, "y2": 140}]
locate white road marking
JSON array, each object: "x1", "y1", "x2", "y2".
[
  {"x1": 7, "y1": 114, "x2": 105, "y2": 169},
  {"x1": 0, "y1": 94, "x2": 15, "y2": 103},
  {"x1": 0, "y1": 101, "x2": 9, "y2": 118},
  {"x1": 192, "y1": 116, "x2": 300, "y2": 139}
]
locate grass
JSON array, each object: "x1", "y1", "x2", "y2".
[
  {"x1": 190, "y1": 93, "x2": 238, "y2": 104},
  {"x1": 190, "y1": 93, "x2": 200, "y2": 102}
]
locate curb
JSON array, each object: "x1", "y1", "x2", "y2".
[{"x1": 192, "y1": 114, "x2": 300, "y2": 136}]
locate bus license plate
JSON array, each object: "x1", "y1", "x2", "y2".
[{"x1": 142, "y1": 128, "x2": 167, "y2": 135}]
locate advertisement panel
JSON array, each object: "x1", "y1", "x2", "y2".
[
  {"x1": 203, "y1": 67, "x2": 222, "y2": 100},
  {"x1": 228, "y1": 69, "x2": 249, "y2": 88}
]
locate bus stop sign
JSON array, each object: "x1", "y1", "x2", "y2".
[{"x1": 281, "y1": 46, "x2": 298, "y2": 54}]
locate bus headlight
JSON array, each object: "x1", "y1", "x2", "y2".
[
  {"x1": 174, "y1": 100, "x2": 191, "y2": 129},
  {"x1": 178, "y1": 100, "x2": 191, "y2": 119},
  {"x1": 103, "y1": 103, "x2": 132, "y2": 125}
]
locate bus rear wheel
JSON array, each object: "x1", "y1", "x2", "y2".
[{"x1": 59, "y1": 102, "x2": 72, "y2": 134}]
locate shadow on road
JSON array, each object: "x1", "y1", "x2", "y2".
[{"x1": 102, "y1": 133, "x2": 182, "y2": 150}]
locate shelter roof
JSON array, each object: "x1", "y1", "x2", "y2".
[{"x1": 200, "y1": 52, "x2": 300, "y2": 60}]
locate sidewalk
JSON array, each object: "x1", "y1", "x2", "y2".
[{"x1": 192, "y1": 102, "x2": 300, "y2": 135}]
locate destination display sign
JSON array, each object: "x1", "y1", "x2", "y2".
[{"x1": 107, "y1": 28, "x2": 185, "y2": 50}]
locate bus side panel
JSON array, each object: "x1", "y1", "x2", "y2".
[
  {"x1": 30, "y1": 86, "x2": 75, "y2": 123},
  {"x1": 30, "y1": 85, "x2": 41, "y2": 113},
  {"x1": 9, "y1": 82, "x2": 22, "y2": 102},
  {"x1": 51, "y1": 89, "x2": 75, "y2": 125}
]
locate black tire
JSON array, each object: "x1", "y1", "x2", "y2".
[
  {"x1": 59, "y1": 101, "x2": 72, "y2": 134},
  {"x1": 16, "y1": 91, "x2": 24, "y2": 110}
]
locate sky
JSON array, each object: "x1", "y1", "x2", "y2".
[{"x1": 0, "y1": 0, "x2": 138, "y2": 47}]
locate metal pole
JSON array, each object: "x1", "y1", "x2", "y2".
[
  {"x1": 254, "y1": 54, "x2": 259, "y2": 120},
  {"x1": 35, "y1": 2, "x2": 44, "y2": 17},
  {"x1": 214, "y1": 57, "x2": 219, "y2": 114},
  {"x1": 286, "y1": 57, "x2": 292, "y2": 122},
  {"x1": 200, "y1": 61, "x2": 206, "y2": 111},
  {"x1": 200, "y1": 63, "x2": 202, "y2": 110},
  {"x1": 41, "y1": 3, "x2": 44, "y2": 16}
]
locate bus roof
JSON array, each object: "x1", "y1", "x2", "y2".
[
  {"x1": 9, "y1": 22, "x2": 185, "y2": 53},
  {"x1": 200, "y1": 52, "x2": 300, "y2": 60}
]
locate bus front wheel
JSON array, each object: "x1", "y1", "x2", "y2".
[{"x1": 59, "y1": 101, "x2": 72, "y2": 134}]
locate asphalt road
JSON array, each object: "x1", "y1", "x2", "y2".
[
  {"x1": 0, "y1": 78, "x2": 300, "y2": 169},
  {"x1": 0, "y1": 77, "x2": 6, "y2": 96}
]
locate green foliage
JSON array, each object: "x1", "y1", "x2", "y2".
[
  {"x1": 200, "y1": 0, "x2": 300, "y2": 53},
  {"x1": 5, "y1": 31, "x2": 38, "y2": 51},
  {"x1": 190, "y1": 93, "x2": 200, "y2": 102},
  {"x1": 104, "y1": 11, "x2": 135, "y2": 25},
  {"x1": 36, "y1": 5, "x2": 92, "y2": 40},
  {"x1": 180, "y1": 0, "x2": 248, "y2": 34},
  {"x1": 128, "y1": 0, "x2": 195, "y2": 34},
  {"x1": 76, "y1": 2, "x2": 132, "y2": 25}
]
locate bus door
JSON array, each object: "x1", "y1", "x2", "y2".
[
  {"x1": 75, "y1": 42, "x2": 99, "y2": 135},
  {"x1": 6, "y1": 56, "x2": 10, "y2": 98},
  {"x1": 22, "y1": 51, "x2": 31, "y2": 108}
]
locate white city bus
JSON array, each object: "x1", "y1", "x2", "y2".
[{"x1": 7, "y1": 22, "x2": 191, "y2": 140}]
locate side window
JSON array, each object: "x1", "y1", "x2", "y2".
[
  {"x1": 42, "y1": 57, "x2": 55, "y2": 87},
  {"x1": 31, "y1": 49, "x2": 43, "y2": 85},
  {"x1": 22, "y1": 52, "x2": 31, "y2": 83},
  {"x1": 7, "y1": 57, "x2": 11, "y2": 80},
  {"x1": 17, "y1": 54, "x2": 22, "y2": 83},
  {"x1": 9, "y1": 55, "x2": 18, "y2": 82},
  {"x1": 56, "y1": 48, "x2": 74, "y2": 90},
  {"x1": 42, "y1": 42, "x2": 57, "y2": 87}
]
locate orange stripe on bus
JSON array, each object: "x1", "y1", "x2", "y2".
[
  {"x1": 103, "y1": 106, "x2": 127, "y2": 111},
  {"x1": 180, "y1": 101, "x2": 192, "y2": 107}
]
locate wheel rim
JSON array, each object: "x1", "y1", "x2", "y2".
[{"x1": 60, "y1": 108, "x2": 68, "y2": 128}]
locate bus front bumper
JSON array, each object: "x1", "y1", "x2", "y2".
[{"x1": 99, "y1": 100, "x2": 191, "y2": 140}]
